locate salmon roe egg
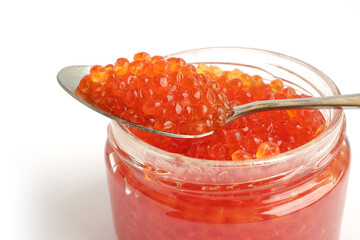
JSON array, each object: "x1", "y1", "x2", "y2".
[
  {"x1": 270, "y1": 79, "x2": 284, "y2": 92},
  {"x1": 114, "y1": 58, "x2": 130, "y2": 76},
  {"x1": 231, "y1": 149, "x2": 253, "y2": 161},
  {"x1": 133, "y1": 52, "x2": 151, "y2": 62},
  {"x1": 256, "y1": 142, "x2": 281, "y2": 159}
]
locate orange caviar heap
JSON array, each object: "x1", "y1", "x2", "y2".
[
  {"x1": 78, "y1": 52, "x2": 326, "y2": 160},
  {"x1": 77, "y1": 52, "x2": 233, "y2": 135}
]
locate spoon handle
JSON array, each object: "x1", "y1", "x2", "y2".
[{"x1": 231, "y1": 93, "x2": 360, "y2": 121}]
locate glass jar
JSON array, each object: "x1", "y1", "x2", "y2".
[{"x1": 104, "y1": 47, "x2": 350, "y2": 240}]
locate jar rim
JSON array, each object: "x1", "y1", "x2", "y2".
[{"x1": 111, "y1": 47, "x2": 344, "y2": 169}]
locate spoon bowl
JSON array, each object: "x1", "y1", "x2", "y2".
[{"x1": 57, "y1": 65, "x2": 215, "y2": 138}]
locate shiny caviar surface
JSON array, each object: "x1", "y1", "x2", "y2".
[
  {"x1": 77, "y1": 52, "x2": 233, "y2": 135},
  {"x1": 79, "y1": 52, "x2": 326, "y2": 161}
]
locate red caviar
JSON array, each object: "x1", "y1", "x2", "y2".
[
  {"x1": 129, "y1": 60, "x2": 325, "y2": 160},
  {"x1": 78, "y1": 53, "x2": 232, "y2": 135},
  {"x1": 78, "y1": 52, "x2": 326, "y2": 160},
  {"x1": 101, "y1": 51, "x2": 349, "y2": 240}
]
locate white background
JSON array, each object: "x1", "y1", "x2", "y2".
[{"x1": 1, "y1": 0, "x2": 360, "y2": 239}]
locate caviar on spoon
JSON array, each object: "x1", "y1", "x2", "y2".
[{"x1": 57, "y1": 52, "x2": 360, "y2": 139}]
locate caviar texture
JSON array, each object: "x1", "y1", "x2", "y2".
[
  {"x1": 77, "y1": 52, "x2": 233, "y2": 135},
  {"x1": 131, "y1": 63, "x2": 326, "y2": 160},
  {"x1": 78, "y1": 53, "x2": 326, "y2": 160}
]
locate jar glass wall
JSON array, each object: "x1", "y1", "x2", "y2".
[{"x1": 104, "y1": 48, "x2": 350, "y2": 240}]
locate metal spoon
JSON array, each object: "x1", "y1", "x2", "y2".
[{"x1": 57, "y1": 65, "x2": 360, "y2": 138}]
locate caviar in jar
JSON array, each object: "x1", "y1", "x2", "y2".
[{"x1": 104, "y1": 48, "x2": 350, "y2": 240}]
